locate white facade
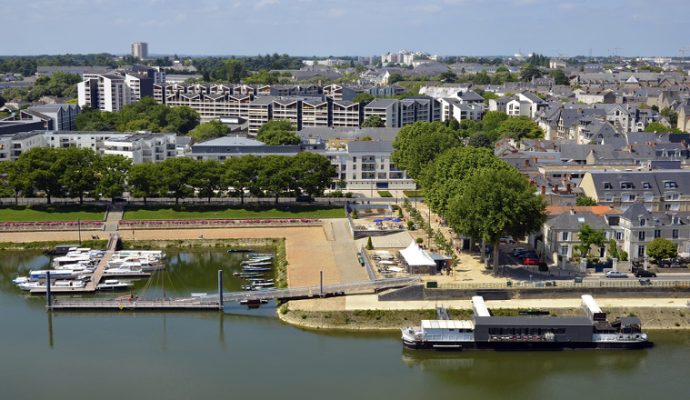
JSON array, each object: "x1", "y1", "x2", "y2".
[
  {"x1": 132, "y1": 42, "x2": 148, "y2": 59},
  {"x1": 103, "y1": 133, "x2": 176, "y2": 163}
]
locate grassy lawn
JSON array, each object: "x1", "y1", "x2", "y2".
[
  {"x1": 377, "y1": 190, "x2": 393, "y2": 198},
  {"x1": 0, "y1": 205, "x2": 106, "y2": 222},
  {"x1": 123, "y1": 205, "x2": 346, "y2": 220},
  {"x1": 403, "y1": 190, "x2": 425, "y2": 198}
]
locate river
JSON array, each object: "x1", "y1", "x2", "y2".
[{"x1": 1, "y1": 250, "x2": 689, "y2": 400}]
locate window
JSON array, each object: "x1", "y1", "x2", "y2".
[
  {"x1": 561, "y1": 232, "x2": 569, "y2": 241},
  {"x1": 620, "y1": 182, "x2": 634, "y2": 189},
  {"x1": 638, "y1": 246, "x2": 645, "y2": 257},
  {"x1": 616, "y1": 232, "x2": 623, "y2": 240},
  {"x1": 560, "y1": 245, "x2": 569, "y2": 256},
  {"x1": 664, "y1": 181, "x2": 678, "y2": 189},
  {"x1": 654, "y1": 230, "x2": 661, "y2": 238},
  {"x1": 642, "y1": 182, "x2": 651, "y2": 189},
  {"x1": 603, "y1": 182, "x2": 612, "y2": 189},
  {"x1": 640, "y1": 218, "x2": 646, "y2": 226},
  {"x1": 622, "y1": 194, "x2": 636, "y2": 202},
  {"x1": 638, "y1": 231, "x2": 646, "y2": 241},
  {"x1": 673, "y1": 229, "x2": 679, "y2": 239}
]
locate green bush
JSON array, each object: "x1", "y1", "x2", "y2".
[{"x1": 366, "y1": 236, "x2": 374, "y2": 250}]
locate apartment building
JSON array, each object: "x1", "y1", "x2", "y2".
[
  {"x1": 0, "y1": 130, "x2": 175, "y2": 163},
  {"x1": 131, "y1": 42, "x2": 148, "y2": 59},
  {"x1": 18, "y1": 104, "x2": 80, "y2": 131},
  {"x1": 364, "y1": 99, "x2": 400, "y2": 128},
  {"x1": 302, "y1": 99, "x2": 330, "y2": 128},
  {"x1": 103, "y1": 133, "x2": 177, "y2": 163},
  {"x1": 331, "y1": 101, "x2": 362, "y2": 128},
  {"x1": 579, "y1": 170, "x2": 690, "y2": 212},
  {"x1": 271, "y1": 98, "x2": 302, "y2": 130}
]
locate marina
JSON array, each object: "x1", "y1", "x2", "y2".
[{"x1": 2, "y1": 248, "x2": 690, "y2": 400}]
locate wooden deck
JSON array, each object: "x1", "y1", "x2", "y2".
[{"x1": 31, "y1": 233, "x2": 120, "y2": 295}]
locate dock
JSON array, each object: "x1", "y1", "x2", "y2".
[
  {"x1": 48, "y1": 277, "x2": 420, "y2": 312},
  {"x1": 31, "y1": 234, "x2": 120, "y2": 295},
  {"x1": 49, "y1": 298, "x2": 220, "y2": 311}
]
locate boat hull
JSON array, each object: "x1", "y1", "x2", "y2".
[{"x1": 402, "y1": 340, "x2": 653, "y2": 351}]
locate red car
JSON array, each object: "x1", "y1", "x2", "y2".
[{"x1": 522, "y1": 257, "x2": 541, "y2": 265}]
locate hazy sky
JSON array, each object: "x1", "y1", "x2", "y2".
[{"x1": 2, "y1": 0, "x2": 689, "y2": 57}]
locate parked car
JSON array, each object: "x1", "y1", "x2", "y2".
[
  {"x1": 518, "y1": 252, "x2": 538, "y2": 261},
  {"x1": 499, "y1": 236, "x2": 515, "y2": 244},
  {"x1": 606, "y1": 271, "x2": 628, "y2": 279},
  {"x1": 512, "y1": 248, "x2": 529, "y2": 257},
  {"x1": 635, "y1": 269, "x2": 657, "y2": 278},
  {"x1": 638, "y1": 278, "x2": 652, "y2": 286},
  {"x1": 522, "y1": 257, "x2": 541, "y2": 266}
]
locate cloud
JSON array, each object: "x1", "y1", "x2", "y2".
[{"x1": 326, "y1": 8, "x2": 346, "y2": 18}]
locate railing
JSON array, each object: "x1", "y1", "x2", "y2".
[
  {"x1": 0, "y1": 220, "x2": 104, "y2": 232},
  {"x1": 435, "y1": 279, "x2": 690, "y2": 290},
  {"x1": 119, "y1": 218, "x2": 322, "y2": 229}
]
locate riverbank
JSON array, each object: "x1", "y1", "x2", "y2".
[{"x1": 278, "y1": 295, "x2": 690, "y2": 331}]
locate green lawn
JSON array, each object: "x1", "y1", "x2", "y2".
[
  {"x1": 377, "y1": 190, "x2": 393, "y2": 198},
  {"x1": 403, "y1": 190, "x2": 425, "y2": 198},
  {"x1": 0, "y1": 206, "x2": 106, "y2": 222},
  {"x1": 123, "y1": 205, "x2": 346, "y2": 220}
]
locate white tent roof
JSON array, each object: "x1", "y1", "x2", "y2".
[{"x1": 399, "y1": 241, "x2": 436, "y2": 267}]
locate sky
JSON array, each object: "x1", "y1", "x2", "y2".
[{"x1": 1, "y1": 0, "x2": 689, "y2": 57}]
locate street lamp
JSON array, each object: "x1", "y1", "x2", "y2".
[{"x1": 77, "y1": 218, "x2": 81, "y2": 244}]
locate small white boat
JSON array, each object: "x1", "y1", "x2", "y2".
[
  {"x1": 96, "y1": 279, "x2": 133, "y2": 291},
  {"x1": 12, "y1": 277, "x2": 30, "y2": 285}
]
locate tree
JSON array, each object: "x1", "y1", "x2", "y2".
[
  {"x1": 646, "y1": 238, "x2": 677, "y2": 261},
  {"x1": 256, "y1": 120, "x2": 301, "y2": 145},
  {"x1": 352, "y1": 93, "x2": 375, "y2": 104},
  {"x1": 188, "y1": 120, "x2": 228, "y2": 142},
  {"x1": 14, "y1": 147, "x2": 63, "y2": 204},
  {"x1": 388, "y1": 72, "x2": 404, "y2": 84},
  {"x1": 291, "y1": 152, "x2": 335, "y2": 198},
  {"x1": 481, "y1": 111, "x2": 509, "y2": 139},
  {"x1": 420, "y1": 146, "x2": 513, "y2": 215},
  {"x1": 520, "y1": 65, "x2": 543, "y2": 82},
  {"x1": 257, "y1": 156, "x2": 294, "y2": 204},
  {"x1": 257, "y1": 130, "x2": 301, "y2": 145},
  {"x1": 607, "y1": 239, "x2": 619, "y2": 260},
  {"x1": 128, "y1": 163, "x2": 163, "y2": 204},
  {"x1": 468, "y1": 132, "x2": 492, "y2": 148},
  {"x1": 57, "y1": 147, "x2": 99, "y2": 204},
  {"x1": 447, "y1": 168, "x2": 546, "y2": 268},
  {"x1": 96, "y1": 155, "x2": 131, "y2": 201},
  {"x1": 576, "y1": 224, "x2": 607, "y2": 259},
  {"x1": 496, "y1": 116, "x2": 544, "y2": 140},
  {"x1": 224, "y1": 156, "x2": 260, "y2": 204},
  {"x1": 438, "y1": 70, "x2": 458, "y2": 83},
  {"x1": 366, "y1": 236, "x2": 374, "y2": 250},
  {"x1": 362, "y1": 115, "x2": 385, "y2": 128},
  {"x1": 76, "y1": 106, "x2": 117, "y2": 131},
  {"x1": 0, "y1": 162, "x2": 24, "y2": 201},
  {"x1": 220, "y1": 59, "x2": 248, "y2": 82},
  {"x1": 0, "y1": 93, "x2": 5, "y2": 108},
  {"x1": 392, "y1": 121, "x2": 461, "y2": 179},
  {"x1": 550, "y1": 69, "x2": 570, "y2": 85},
  {"x1": 192, "y1": 160, "x2": 224, "y2": 202},
  {"x1": 645, "y1": 121, "x2": 682, "y2": 134},
  {"x1": 576, "y1": 195, "x2": 598, "y2": 206},
  {"x1": 660, "y1": 107, "x2": 679, "y2": 126},
  {"x1": 165, "y1": 106, "x2": 200, "y2": 134},
  {"x1": 159, "y1": 158, "x2": 197, "y2": 204}
]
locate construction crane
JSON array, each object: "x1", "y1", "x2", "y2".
[{"x1": 608, "y1": 47, "x2": 623, "y2": 59}]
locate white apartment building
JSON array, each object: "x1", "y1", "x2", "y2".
[
  {"x1": 103, "y1": 133, "x2": 177, "y2": 163},
  {"x1": 0, "y1": 130, "x2": 175, "y2": 163}
]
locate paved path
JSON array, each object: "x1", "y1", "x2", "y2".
[
  {"x1": 104, "y1": 204, "x2": 124, "y2": 232},
  {"x1": 328, "y1": 219, "x2": 368, "y2": 283}
]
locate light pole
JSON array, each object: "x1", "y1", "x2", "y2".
[{"x1": 77, "y1": 218, "x2": 81, "y2": 245}]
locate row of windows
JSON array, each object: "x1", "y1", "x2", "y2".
[
  {"x1": 603, "y1": 180, "x2": 678, "y2": 190},
  {"x1": 488, "y1": 328, "x2": 567, "y2": 335}
]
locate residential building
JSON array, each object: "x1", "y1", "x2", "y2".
[
  {"x1": 331, "y1": 100, "x2": 362, "y2": 128},
  {"x1": 102, "y1": 133, "x2": 177, "y2": 163},
  {"x1": 132, "y1": 42, "x2": 148, "y2": 60},
  {"x1": 18, "y1": 104, "x2": 80, "y2": 131},
  {"x1": 364, "y1": 99, "x2": 400, "y2": 128}
]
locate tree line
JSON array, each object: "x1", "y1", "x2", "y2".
[
  {"x1": 0, "y1": 148, "x2": 335, "y2": 205},
  {"x1": 391, "y1": 121, "x2": 547, "y2": 268}
]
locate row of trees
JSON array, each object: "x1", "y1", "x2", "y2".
[
  {"x1": 0, "y1": 54, "x2": 118, "y2": 76},
  {"x1": 0, "y1": 148, "x2": 335, "y2": 205},
  {"x1": 392, "y1": 121, "x2": 547, "y2": 267},
  {"x1": 192, "y1": 55, "x2": 304, "y2": 82},
  {"x1": 76, "y1": 97, "x2": 200, "y2": 134}
]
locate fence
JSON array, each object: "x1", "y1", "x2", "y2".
[
  {"x1": 0, "y1": 220, "x2": 104, "y2": 232},
  {"x1": 435, "y1": 279, "x2": 690, "y2": 291},
  {"x1": 118, "y1": 218, "x2": 322, "y2": 230}
]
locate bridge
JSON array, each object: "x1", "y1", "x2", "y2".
[{"x1": 48, "y1": 276, "x2": 420, "y2": 311}]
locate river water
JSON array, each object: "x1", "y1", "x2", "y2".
[{"x1": 1, "y1": 250, "x2": 690, "y2": 400}]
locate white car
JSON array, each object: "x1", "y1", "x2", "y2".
[{"x1": 606, "y1": 271, "x2": 628, "y2": 279}]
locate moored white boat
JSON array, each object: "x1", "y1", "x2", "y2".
[{"x1": 96, "y1": 279, "x2": 133, "y2": 291}]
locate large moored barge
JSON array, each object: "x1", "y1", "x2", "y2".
[{"x1": 402, "y1": 295, "x2": 651, "y2": 351}]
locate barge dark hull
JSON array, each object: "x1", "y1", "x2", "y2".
[{"x1": 403, "y1": 341, "x2": 653, "y2": 351}]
